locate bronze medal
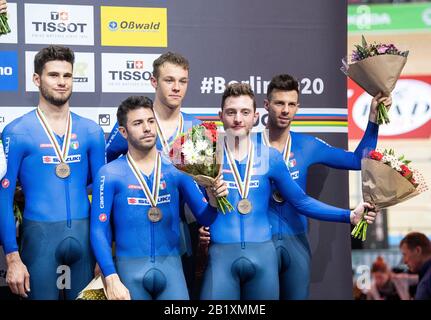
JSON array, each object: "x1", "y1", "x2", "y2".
[
  {"x1": 36, "y1": 108, "x2": 73, "y2": 180},
  {"x1": 147, "y1": 206, "x2": 163, "y2": 222},
  {"x1": 237, "y1": 199, "x2": 252, "y2": 215},
  {"x1": 55, "y1": 162, "x2": 71, "y2": 179},
  {"x1": 272, "y1": 190, "x2": 285, "y2": 203}
]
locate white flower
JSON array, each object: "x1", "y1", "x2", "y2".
[
  {"x1": 182, "y1": 140, "x2": 194, "y2": 156},
  {"x1": 205, "y1": 148, "x2": 214, "y2": 157},
  {"x1": 184, "y1": 151, "x2": 198, "y2": 165},
  {"x1": 205, "y1": 155, "x2": 214, "y2": 164},
  {"x1": 196, "y1": 139, "x2": 209, "y2": 152},
  {"x1": 197, "y1": 154, "x2": 206, "y2": 164}
]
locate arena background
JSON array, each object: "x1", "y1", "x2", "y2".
[
  {"x1": 0, "y1": 0, "x2": 353, "y2": 299},
  {"x1": 347, "y1": 1, "x2": 431, "y2": 278}
]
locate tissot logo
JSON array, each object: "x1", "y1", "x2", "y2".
[
  {"x1": 127, "y1": 60, "x2": 144, "y2": 69},
  {"x1": 51, "y1": 11, "x2": 69, "y2": 21},
  {"x1": 25, "y1": 4, "x2": 94, "y2": 45},
  {"x1": 33, "y1": 10, "x2": 86, "y2": 33},
  {"x1": 108, "y1": 60, "x2": 151, "y2": 81},
  {"x1": 102, "y1": 53, "x2": 159, "y2": 93}
]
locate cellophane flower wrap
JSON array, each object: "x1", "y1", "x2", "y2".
[
  {"x1": 341, "y1": 36, "x2": 409, "y2": 124},
  {"x1": 352, "y1": 149, "x2": 428, "y2": 241},
  {"x1": 169, "y1": 122, "x2": 233, "y2": 214}
]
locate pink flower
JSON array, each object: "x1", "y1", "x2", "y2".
[{"x1": 377, "y1": 45, "x2": 389, "y2": 54}]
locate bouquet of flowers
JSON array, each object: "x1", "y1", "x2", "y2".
[
  {"x1": 0, "y1": 11, "x2": 11, "y2": 35},
  {"x1": 352, "y1": 149, "x2": 428, "y2": 241},
  {"x1": 341, "y1": 36, "x2": 409, "y2": 125},
  {"x1": 169, "y1": 122, "x2": 234, "y2": 214}
]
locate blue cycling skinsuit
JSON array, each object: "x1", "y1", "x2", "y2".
[
  {"x1": 106, "y1": 112, "x2": 200, "y2": 163},
  {"x1": 0, "y1": 140, "x2": 6, "y2": 180},
  {"x1": 90, "y1": 152, "x2": 218, "y2": 300},
  {"x1": 0, "y1": 109, "x2": 105, "y2": 300},
  {"x1": 105, "y1": 111, "x2": 202, "y2": 295},
  {"x1": 200, "y1": 139, "x2": 352, "y2": 300},
  {"x1": 259, "y1": 120, "x2": 378, "y2": 299}
]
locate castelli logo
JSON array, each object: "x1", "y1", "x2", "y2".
[
  {"x1": 2, "y1": 179, "x2": 10, "y2": 188},
  {"x1": 99, "y1": 213, "x2": 107, "y2": 222},
  {"x1": 351, "y1": 79, "x2": 431, "y2": 136}
]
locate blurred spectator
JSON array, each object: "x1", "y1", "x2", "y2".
[
  {"x1": 353, "y1": 282, "x2": 367, "y2": 300},
  {"x1": 366, "y1": 256, "x2": 418, "y2": 300},
  {"x1": 400, "y1": 232, "x2": 431, "y2": 300}
]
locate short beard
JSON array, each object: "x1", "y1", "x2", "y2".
[
  {"x1": 128, "y1": 134, "x2": 156, "y2": 152},
  {"x1": 40, "y1": 84, "x2": 72, "y2": 107},
  {"x1": 269, "y1": 115, "x2": 290, "y2": 129}
]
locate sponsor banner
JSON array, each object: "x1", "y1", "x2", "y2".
[
  {"x1": 199, "y1": 75, "x2": 325, "y2": 96},
  {"x1": 0, "y1": 2, "x2": 18, "y2": 44},
  {"x1": 100, "y1": 6, "x2": 167, "y2": 47},
  {"x1": 0, "y1": 106, "x2": 347, "y2": 134},
  {"x1": 24, "y1": 3, "x2": 94, "y2": 45},
  {"x1": 348, "y1": 2, "x2": 431, "y2": 33},
  {"x1": 25, "y1": 51, "x2": 95, "y2": 92},
  {"x1": 184, "y1": 107, "x2": 348, "y2": 133},
  {"x1": 0, "y1": 51, "x2": 18, "y2": 91},
  {"x1": 348, "y1": 76, "x2": 431, "y2": 139},
  {"x1": 101, "y1": 53, "x2": 159, "y2": 93}
]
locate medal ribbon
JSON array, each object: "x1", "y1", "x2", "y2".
[
  {"x1": 126, "y1": 152, "x2": 162, "y2": 207},
  {"x1": 262, "y1": 130, "x2": 291, "y2": 164},
  {"x1": 154, "y1": 112, "x2": 184, "y2": 155},
  {"x1": 224, "y1": 138, "x2": 254, "y2": 200},
  {"x1": 36, "y1": 107, "x2": 72, "y2": 163}
]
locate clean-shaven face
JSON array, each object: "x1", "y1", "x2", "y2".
[
  {"x1": 151, "y1": 62, "x2": 189, "y2": 110},
  {"x1": 219, "y1": 95, "x2": 258, "y2": 137}
]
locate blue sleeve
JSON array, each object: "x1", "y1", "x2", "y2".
[
  {"x1": 177, "y1": 172, "x2": 218, "y2": 226},
  {"x1": 268, "y1": 148, "x2": 350, "y2": 223},
  {"x1": 0, "y1": 128, "x2": 25, "y2": 253},
  {"x1": 106, "y1": 122, "x2": 128, "y2": 163},
  {"x1": 88, "y1": 125, "x2": 106, "y2": 183},
  {"x1": 0, "y1": 140, "x2": 6, "y2": 180},
  {"x1": 312, "y1": 121, "x2": 379, "y2": 169},
  {"x1": 90, "y1": 167, "x2": 116, "y2": 277}
]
